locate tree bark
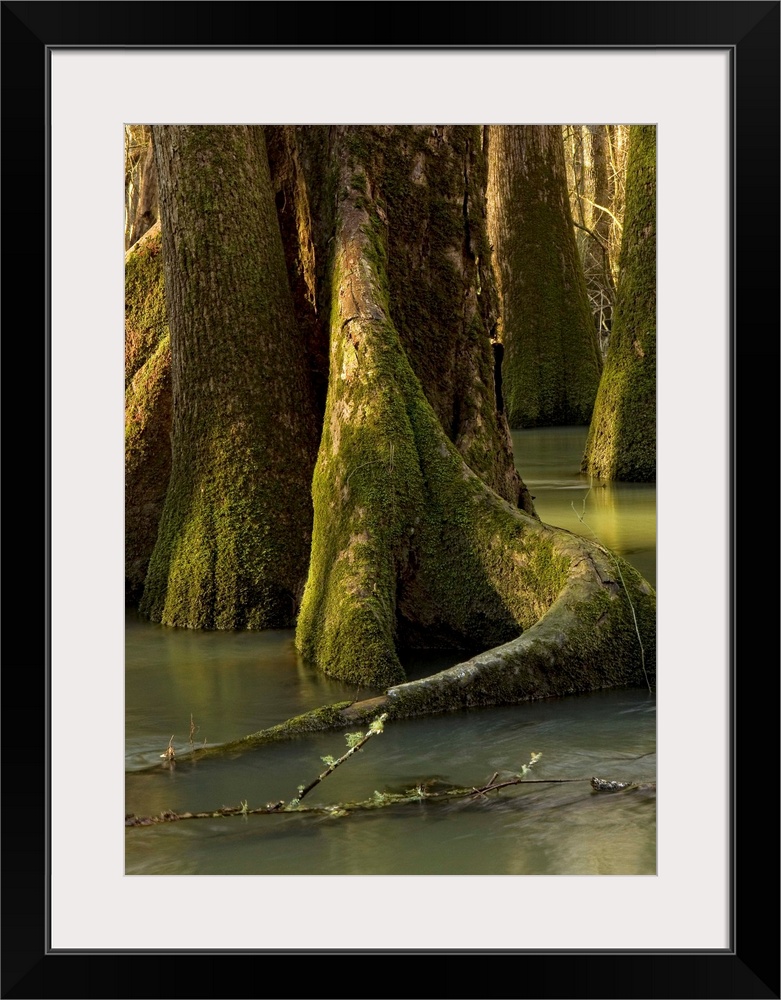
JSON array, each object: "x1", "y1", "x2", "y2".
[
  {"x1": 486, "y1": 125, "x2": 603, "y2": 428},
  {"x1": 581, "y1": 125, "x2": 656, "y2": 482},
  {"x1": 139, "y1": 125, "x2": 318, "y2": 628}
]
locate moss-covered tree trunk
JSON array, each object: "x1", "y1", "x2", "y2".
[
  {"x1": 125, "y1": 222, "x2": 171, "y2": 604},
  {"x1": 295, "y1": 125, "x2": 654, "y2": 692},
  {"x1": 138, "y1": 125, "x2": 318, "y2": 629},
  {"x1": 486, "y1": 125, "x2": 602, "y2": 428},
  {"x1": 366, "y1": 126, "x2": 530, "y2": 510},
  {"x1": 581, "y1": 125, "x2": 656, "y2": 482}
]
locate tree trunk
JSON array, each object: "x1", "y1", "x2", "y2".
[
  {"x1": 581, "y1": 125, "x2": 656, "y2": 482},
  {"x1": 124, "y1": 125, "x2": 158, "y2": 250},
  {"x1": 580, "y1": 125, "x2": 615, "y2": 356},
  {"x1": 124, "y1": 222, "x2": 171, "y2": 604},
  {"x1": 486, "y1": 125, "x2": 603, "y2": 427},
  {"x1": 139, "y1": 125, "x2": 318, "y2": 628},
  {"x1": 295, "y1": 125, "x2": 654, "y2": 690}
]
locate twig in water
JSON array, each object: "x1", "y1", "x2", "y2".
[
  {"x1": 269, "y1": 713, "x2": 389, "y2": 811},
  {"x1": 126, "y1": 746, "x2": 655, "y2": 827}
]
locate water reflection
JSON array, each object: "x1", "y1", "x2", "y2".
[{"x1": 512, "y1": 427, "x2": 656, "y2": 587}]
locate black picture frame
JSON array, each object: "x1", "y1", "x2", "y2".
[{"x1": 3, "y1": 2, "x2": 778, "y2": 997}]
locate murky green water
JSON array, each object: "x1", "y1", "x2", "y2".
[
  {"x1": 126, "y1": 426, "x2": 656, "y2": 876},
  {"x1": 512, "y1": 426, "x2": 656, "y2": 588}
]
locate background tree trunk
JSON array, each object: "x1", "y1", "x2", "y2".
[
  {"x1": 139, "y1": 125, "x2": 318, "y2": 628},
  {"x1": 564, "y1": 124, "x2": 630, "y2": 359},
  {"x1": 581, "y1": 125, "x2": 656, "y2": 482},
  {"x1": 565, "y1": 125, "x2": 615, "y2": 356},
  {"x1": 124, "y1": 125, "x2": 158, "y2": 250},
  {"x1": 486, "y1": 125, "x2": 603, "y2": 428}
]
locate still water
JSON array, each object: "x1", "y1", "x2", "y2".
[{"x1": 126, "y1": 427, "x2": 656, "y2": 876}]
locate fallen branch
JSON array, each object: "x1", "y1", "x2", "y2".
[
  {"x1": 126, "y1": 736, "x2": 655, "y2": 828},
  {"x1": 125, "y1": 773, "x2": 654, "y2": 827}
]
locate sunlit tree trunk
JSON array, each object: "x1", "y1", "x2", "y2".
[
  {"x1": 582, "y1": 125, "x2": 656, "y2": 482},
  {"x1": 486, "y1": 125, "x2": 602, "y2": 428},
  {"x1": 139, "y1": 125, "x2": 318, "y2": 628},
  {"x1": 604, "y1": 124, "x2": 630, "y2": 282},
  {"x1": 577, "y1": 125, "x2": 614, "y2": 355},
  {"x1": 564, "y1": 124, "x2": 630, "y2": 358}
]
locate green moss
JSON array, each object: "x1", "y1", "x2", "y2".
[
  {"x1": 125, "y1": 225, "x2": 167, "y2": 386},
  {"x1": 125, "y1": 227, "x2": 173, "y2": 604},
  {"x1": 340, "y1": 126, "x2": 522, "y2": 507},
  {"x1": 140, "y1": 431, "x2": 308, "y2": 628},
  {"x1": 124, "y1": 334, "x2": 170, "y2": 465},
  {"x1": 124, "y1": 332, "x2": 172, "y2": 602},
  {"x1": 229, "y1": 702, "x2": 355, "y2": 749}
]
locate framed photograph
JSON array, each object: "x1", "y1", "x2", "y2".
[{"x1": 6, "y1": 2, "x2": 778, "y2": 996}]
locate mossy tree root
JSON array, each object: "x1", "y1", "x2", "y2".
[{"x1": 383, "y1": 532, "x2": 654, "y2": 717}]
